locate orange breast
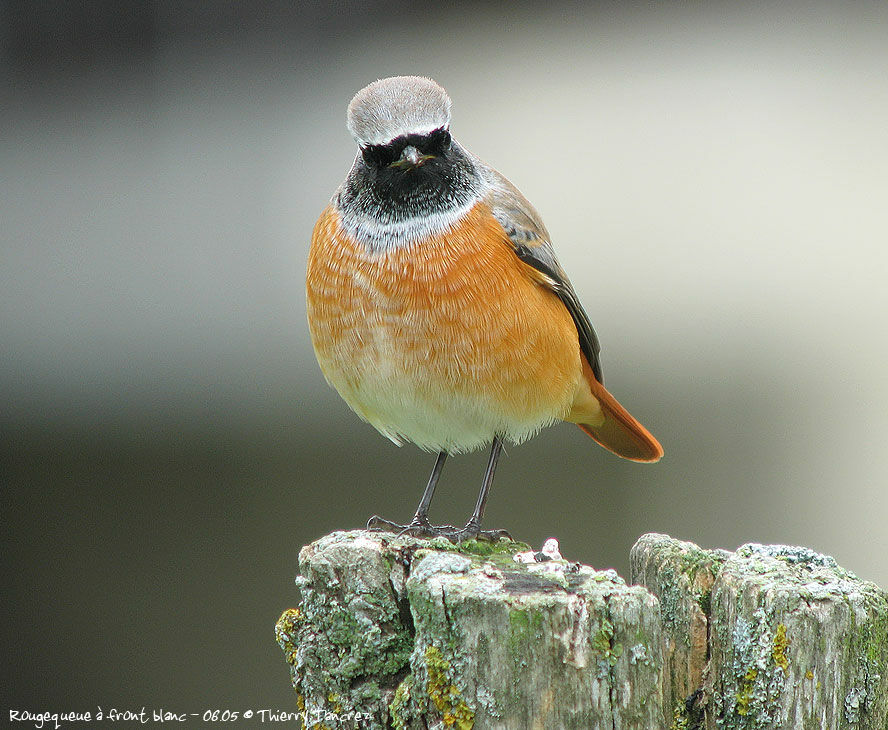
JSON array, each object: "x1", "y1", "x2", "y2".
[{"x1": 305, "y1": 201, "x2": 584, "y2": 452}]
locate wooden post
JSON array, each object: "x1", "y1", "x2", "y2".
[
  {"x1": 632, "y1": 533, "x2": 888, "y2": 729},
  {"x1": 277, "y1": 531, "x2": 888, "y2": 729}
]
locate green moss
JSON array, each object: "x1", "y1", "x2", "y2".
[
  {"x1": 841, "y1": 590, "x2": 888, "y2": 723},
  {"x1": 508, "y1": 607, "x2": 544, "y2": 635},
  {"x1": 454, "y1": 537, "x2": 531, "y2": 557},
  {"x1": 424, "y1": 646, "x2": 475, "y2": 729},
  {"x1": 591, "y1": 617, "x2": 623, "y2": 668},
  {"x1": 507, "y1": 607, "x2": 544, "y2": 669},
  {"x1": 277, "y1": 538, "x2": 421, "y2": 725},
  {"x1": 658, "y1": 544, "x2": 725, "y2": 630},
  {"x1": 670, "y1": 700, "x2": 690, "y2": 730},
  {"x1": 308, "y1": 593, "x2": 412, "y2": 678},
  {"x1": 389, "y1": 676, "x2": 413, "y2": 730},
  {"x1": 321, "y1": 605, "x2": 363, "y2": 647},
  {"x1": 862, "y1": 600, "x2": 888, "y2": 671},
  {"x1": 592, "y1": 618, "x2": 614, "y2": 656},
  {"x1": 736, "y1": 667, "x2": 758, "y2": 716},
  {"x1": 664, "y1": 542, "x2": 727, "y2": 594},
  {"x1": 410, "y1": 536, "x2": 530, "y2": 559},
  {"x1": 592, "y1": 617, "x2": 613, "y2": 655},
  {"x1": 772, "y1": 624, "x2": 789, "y2": 673},
  {"x1": 652, "y1": 547, "x2": 722, "y2": 645},
  {"x1": 408, "y1": 539, "x2": 531, "y2": 579},
  {"x1": 697, "y1": 588, "x2": 713, "y2": 617},
  {"x1": 683, "y1": 547, "x2": 727, "y2": 577}
]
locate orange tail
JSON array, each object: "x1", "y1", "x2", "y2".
[{"x1": 573, "y1": 362, "x2": 663, "y2": 463}]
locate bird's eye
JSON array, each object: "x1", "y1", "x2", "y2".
[
  {"x1": 362, "y1": 144, "x2": 397, "y2": 168},
  {"x1": 427, "y1": 128, "x2": 451, "y2": 154}
]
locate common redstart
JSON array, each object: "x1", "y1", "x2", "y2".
[{"x1": 307, "y1": 76, "x2": 662, "y2": 541}]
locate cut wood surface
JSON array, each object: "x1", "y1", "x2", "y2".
[{"x1": 277, "y1": 530, "x2": 888, "y2": 729}]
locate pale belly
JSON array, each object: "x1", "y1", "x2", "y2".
[{"x1": 306, "y1": 204, "x2": 585, "y2": 453}]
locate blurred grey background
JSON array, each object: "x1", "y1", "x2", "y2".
[{"x1": 3, "y1": 0, "x2": 887, "y2": 718}]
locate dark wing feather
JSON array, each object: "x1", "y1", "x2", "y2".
[
  {"x1": 511, "y1": 244, "x2": 603, "y2": 384},
  {"x1": 485, "y1": 173, "x2": 604, "y2": 384}
]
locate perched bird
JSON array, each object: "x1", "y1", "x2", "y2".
[{"x1": 306, "y1": 76, "x2": 662, "y2": 541}]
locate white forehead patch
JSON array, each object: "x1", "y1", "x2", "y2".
[{"x1": 347, "y1": 76, "x2": 452, "y2": 147}]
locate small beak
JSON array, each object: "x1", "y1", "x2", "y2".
[{"x1": 390, "y1": 145, "x2": 433, "y2": 169}]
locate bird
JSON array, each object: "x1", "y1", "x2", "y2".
[{"x1": 306, "y1": 75, "x2": 663, "y2": 542}]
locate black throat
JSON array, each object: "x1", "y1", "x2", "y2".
[{"x1": 336, "y1": 130, "x2": 481, "y2": 225}]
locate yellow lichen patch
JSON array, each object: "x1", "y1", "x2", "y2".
[
  {"x1": 772, "y1": 623, "x2": 790, "y2": 672},
  {"x1": 736, "y1": 667, "x2": 758, "y2": 716},
  {"x1": 389, "y1": 679, "x2": 412, "y2": 730},
  {"x1": 806, "y1": 669, "x2": 814, "y2": 680},
  {"x1": 276, "y1": 608, "x2": 303, "y2": 665},
  {"x1": 326, "y1": 692, "x2": 343, "y2": 715},
  {"x1": 424, "y1": 646, "x2": 475, "y2": 729}
]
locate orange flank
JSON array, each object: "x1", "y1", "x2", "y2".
[{"x1": 306, "y1": 200, "x2": 660, "y2": 459}]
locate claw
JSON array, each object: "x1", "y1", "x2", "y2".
[{"x1": 366, "y1": 515, "x2": 510, "y2": 543}]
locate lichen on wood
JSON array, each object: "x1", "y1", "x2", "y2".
[
  {"x1": 277, "y1": 530, "x2": 666, "y2": 729},
  {"x1": 278, "y1": 530, "x2": 888, "y2": 729},
  {"x1": 631, "y1": 534, "x2": 888, "y2": 730},
  {"x1": 630, "y1": 533, "x2": 729, "y2": 716},
  {"x1": 706, "y1": 542, "x2": 888, "y2": 729}
]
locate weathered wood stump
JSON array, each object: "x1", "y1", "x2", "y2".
[
  {"x1": 277, "y1": 531, "x2": 888, "y2": 729},
  {"x1": 632, "y1": 534, "x2": 888, "y2": 728}
]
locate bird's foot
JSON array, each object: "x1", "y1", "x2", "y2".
[
  {"x1": 367, "y1": 515, "x2": 459, "y2": 538},
  {"x1": 450, "y1": 519, "x2": 512, "y2": 543},
  {"x1": 367, "y1": 515, "x2": 511, "y2": 543}
]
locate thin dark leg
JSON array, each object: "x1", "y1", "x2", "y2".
[
  {"x1": 411, "y1": 451, "x2": 447, "y2": 525},
  {"x1": 453, "y1": 436, "x2": 511, "y2": 542},
  {"x1": 466, "y1": 436, "x2": 502, "y2": 530},
  {"x1": 367, "y1": 451, "x2": 453, "y2": 536},
  {"x1": 367, "y1": 440, "x2": 511, "y2": 542}
]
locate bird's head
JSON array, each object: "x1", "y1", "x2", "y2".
[{"x1": 347, "y1": 76, "x2": 454, "y2": 171}]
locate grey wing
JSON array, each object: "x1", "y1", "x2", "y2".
[{"x1": 484, "y1": 170, "x2": 604, "y2": 384}]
